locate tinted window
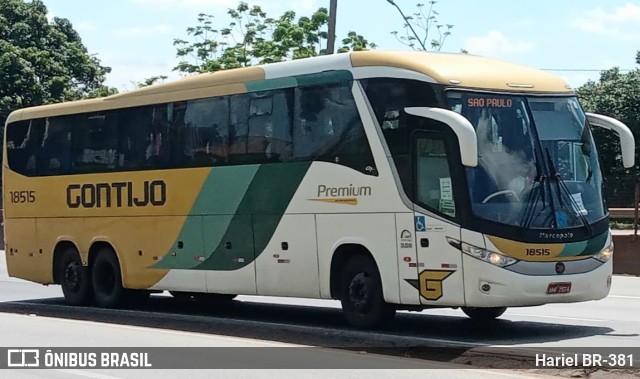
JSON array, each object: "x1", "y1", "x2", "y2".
[
  {"x1": 6, "y1": 80, "x2": 375, "y2": 176},
  {"x1": 71, "y1": 113, "x2": 119, "y2": 173},
  {"x1": 362, "y1": 78, "x2": 441, "y2": 196},
  {"x1": 294, "y1": 82, "x2": 376, "y2": 175},
  {"x1": 415, "y1": 135, "x2": 457, "y2": 218}
]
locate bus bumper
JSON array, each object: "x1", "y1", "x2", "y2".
[{"x1": 462, "y1": 255, "x2": 612, "y2": 307}]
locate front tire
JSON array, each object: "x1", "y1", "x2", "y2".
[
  {"x1": 57, "y1": 247, "x2": 92, "y2": 306},
  {"x1": 462, "y1": 306, "x2": 507, "y2": 321},
  {"x1": 339, "y1": 255, "x2": 395, "y2": 329}
]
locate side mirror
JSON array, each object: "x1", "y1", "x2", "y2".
[
  {"x1": 586, "y1": 113, "x2": 635, "y2": 169},
  {"x1": 404, "y1": 107, "x2": 478, "y2": 167}
]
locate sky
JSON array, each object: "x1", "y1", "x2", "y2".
[{"x1": 41, "y1": 0, "x2": 640, "y2": 91}]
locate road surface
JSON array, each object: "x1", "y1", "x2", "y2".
[{"x1": 1, "y1": 250, "x2": 638, "y2": 378}]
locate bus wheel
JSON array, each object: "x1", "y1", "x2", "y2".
[
  {"x1": 339, "y1": 255, "x2": 395, "y2": 329},
  {"x1": 57, "y1": 247, "x2": 93, "y2": 306},
  {"x1": 462, "y1": 307, "x2": 507, "y2": 321},
  {"x1": 91, "y1": 248, "x2": 127, "y2": 308}
]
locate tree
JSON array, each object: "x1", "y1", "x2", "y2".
[
  {"x1": 388, "y1": 1, "x2": 454, "y2": 51},
  {"x1": 577, "y1": 52, "x2": 640, "y2": 206},
  {"x1": 173, "y1": 2, "x2": 375, "y2": 74},
  {"x1": 0, "y1": 0, "x2": 114, "y2": 127},
  {"x1": 136, "y1": 75, "x2": 169, "y2": 88}
]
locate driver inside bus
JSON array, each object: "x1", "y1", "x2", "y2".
[{"x1": 471, "y1": 107, "x2": 535, "y2": 204}]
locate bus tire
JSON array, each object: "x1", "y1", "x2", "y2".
[
  {"x1": 339, "y1": 255, "x2": 395, "y2": 329},
  {"x1": 462, "y1": 306, "x2": 507, "y2": 321},
  {"x1": 57, "y1": 247, "x2": 93, "y2": 306},
  {"x1": 91, "y1": 248, "x2": 127, "y2": 308}
]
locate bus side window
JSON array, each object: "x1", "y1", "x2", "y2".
[
  {"x1": 293, "y1": 82, "x2": 376, "y2": 175},
  {"x1": 148, "y1": 104, "x2": 171, "y2": 169},
  {"x1": 267, "y1": 89, "x2": 293, "y2": 162},
  {"x1": 228, "y1": 94, "x2": 250, "y2": 165},
  {"x1": 118, "y1": 106, "x2": 154, "y2": 171},
  {"x1": 5, "y1": 120, "x2": 44, "y2": 176},
  {"x1": 40, "y1": 117, "x2": 72, "y2": 175},
  {"x1": 72, "y1": 113, "x2": 119, "y2": 173},
  {"x1": 247, "y1": 92, "x2": 274, "y2": 162},
  {"x1": 247, "y1": 89, "x2": 293, "y2": 164},
  {"x1": 181, "y1": 96, "x2": 230, "y2": 167}
]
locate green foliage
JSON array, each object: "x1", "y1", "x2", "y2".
[
  {"x1": 338, "y1": 32, "x2": 377, "y2": 53},
  {"x1": 0, "y1": 0, "x2": 115, "y2": 126},
  {"x1": 173, "y1": 2, "x2": 375, "y2": 74},
  {"x1": 577, "y1": 51, "x2": 640, "y2": 206},
  {"x1": 136, "y1": 75, "x2": 169, "y2": 88},
  {"x1": 389, "y1": 1, "x2": 453, "y2": 51}
]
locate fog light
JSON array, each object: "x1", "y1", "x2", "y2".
[{"x1": 481, "y1": 283, "x2": 491, "y2": 292}]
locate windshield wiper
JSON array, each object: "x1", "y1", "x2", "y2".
[
  {"x1": 545, "y1": 149, "x2": 593, "y2": 235},
  {"x1": 520, "y1": 161, "x2": 547, "y2": 228}
]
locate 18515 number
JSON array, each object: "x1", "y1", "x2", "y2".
[{"x1": 9, "y1": 190, "x2": 36, "y2": 204}]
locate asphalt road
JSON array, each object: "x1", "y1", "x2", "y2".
[{"x1": 1, "y1": 250, "x2": 639, "y2": 378}]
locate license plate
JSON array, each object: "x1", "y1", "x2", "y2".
[{"x1": 547, "y1": 282, "x2": 572, "y2": 294}]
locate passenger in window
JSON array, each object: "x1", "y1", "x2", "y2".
[
  {"x1": 147, "y1": 105, "x2": 171, "y2": 168},
  {"x1": 35, "y1": 118, "x2": 72, "y2": 175}
]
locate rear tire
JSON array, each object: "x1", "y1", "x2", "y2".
[
  {"x1": 462, "y1": 306, "x2": 507, "y2": 321},
  {"x1": 57, "y1": 247, "x2": 92, "y2": 306},
  {"x1": 91, "y1": 248, "x2": 127, "y2": 308},
  {"x1": 339, "y1": 255, "x2": 395, "y2": 329}
]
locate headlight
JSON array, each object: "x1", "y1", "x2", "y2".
[
  {"x1": 459, "y1": 241, "x2": 518, "y2": 267},
  {"x1": 593, "y1": 243, "x2": 613, "y2": 262}
]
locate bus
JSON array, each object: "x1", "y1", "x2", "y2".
[{"x1": 3, "y1": 51, "x2": 635, "y2": 329}]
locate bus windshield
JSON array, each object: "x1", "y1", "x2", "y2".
[{"x1": 447, "y1": 92, "x2": 605, "y2": 230}]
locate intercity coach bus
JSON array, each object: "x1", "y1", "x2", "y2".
[{"x1": 3, "y1": 51, "x2": 635, "y2": 329}]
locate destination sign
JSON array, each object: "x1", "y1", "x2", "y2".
[{"x1": 467, "y1": 98, "x2": 513, "y2": 108}]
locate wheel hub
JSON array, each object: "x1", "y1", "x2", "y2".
[
  {"x1": 348, "y1": 272, "x2": 371, "y2": 311},
  {"x1": 64, "y1": 262, "x2": 81, "y2": 291}
]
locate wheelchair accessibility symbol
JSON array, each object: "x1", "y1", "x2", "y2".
[{"x1": 415, "y1": 216, "x2": 426, "y2": 232}]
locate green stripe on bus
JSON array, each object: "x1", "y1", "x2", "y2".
[
  {"x1": 295, "y1": 70, "x2": 353, "y2": 87},
  {"x1": 245, "y1": 70, "x2": 354, "y2": 92},
  {"x1": 195, "y1": 161, "x2": 312, "y2": 271},
  {"x1": 578, "y1": 230, "x2": 608, "y2": 256},
  {"x1": 154, "y1": 165, "x2": 259, "y2": 269},
  {"x1": 245, "y1": 77, "x2": 298, "y2": 92}
]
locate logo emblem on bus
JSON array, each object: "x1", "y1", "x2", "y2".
[{"x1": 406, "y1": 270, "x2": 455, "y2": 301}]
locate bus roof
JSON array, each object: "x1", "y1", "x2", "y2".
[
  {"x1": 351, "y1": 51, "x2": 572, "y2": 93},
  {"x1": 7, "y1": 51, "x2": 572, "y2": 124}
]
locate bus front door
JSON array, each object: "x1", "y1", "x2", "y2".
[{"x1": 413, "y1": 131, "x2": 465, "y2": 306}]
